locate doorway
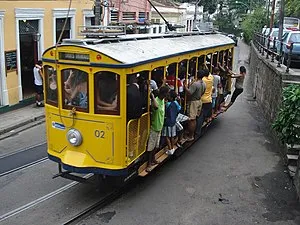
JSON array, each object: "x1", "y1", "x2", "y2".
[{"x1": 19, "y1": 20, "x2": 40, "y2": 99}]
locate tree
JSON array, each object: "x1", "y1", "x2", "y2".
[
  {"x1": 285, "y1": 0, "x2": 300, "y2": 18},
  {"x1": 241, "y1": 7, "x2": 267, "y2": 43}
]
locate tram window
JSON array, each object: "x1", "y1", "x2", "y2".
[
  {"x1": 94, "y1": 71, "x2": 120, "y2": 115},
  {"x1": 45, "y1": 66, "x2": 58, "y2": 106},
  {"x1": 151, "y1": 67, "x2": 164, "y2": 90},
  {"x1": 206, "y1": 53, "x2": 212, "y2": 72},
  {"x1": 127, "y1": 71, "x2": 149, "y2": 119},
  {"x1": 212, "y1": 52, "x2": 218, "y2": 68},
  {"x1": 166, "y1": 63, "x2": 178, "y2": 91},
  {"x1": 62, "y1": 69, "x2": 88, "y2": 111},
  {"x1": 188, "y1": 57, "x2": 197, "y2": 81},
  {"x1": 219, "y1": 51, "x2": 224, "y2": 65},
  {"x1": 198, "y1": 55, "x2": 205, "y2": 70}
]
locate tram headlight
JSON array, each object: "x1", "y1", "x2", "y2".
[{"x1": 66, "y1": 129, "x2": 82, "y2": 146}]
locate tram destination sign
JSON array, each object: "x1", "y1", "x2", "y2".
[{"x1": 59, "y1": 52, "x2": 90, "y2": 62}]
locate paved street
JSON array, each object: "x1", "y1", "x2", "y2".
[{"x1": 0, "y1": 41, "x2": 300, "y2": 225}]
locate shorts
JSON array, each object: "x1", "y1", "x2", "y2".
[
  {"x1": 35, "y1": 84, "x2": 43, "y2": 95},
  {"x1": 231, "y1": 88, "x2": 243, "y2": 103},
  {"x1": 202, "y1": 102, "x2": 212, "y2": 119},
  {"x1": 147, "y1": 129, "x2": 161, "y2": 152},
  {"x1": 161, "y1": 125, "x2": 177, "y2": 137},
  {"x1": 187, "y1": 100, "x2": 202, "y2": 120}
]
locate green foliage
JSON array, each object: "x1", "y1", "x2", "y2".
[
  {"x1": 285, "y1": 0, "x2": 300, "y2": 18},
  {"x1": 272, "y1": 85, "x2": 300, "y2": 146},
  {"x1": 241, "y1": 7, "x2": 266, "y2": 43}
]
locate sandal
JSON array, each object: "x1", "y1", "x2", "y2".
[
  {"x1": 145, "y1": 167, "x2": 152, "y2": 173},
  {"x1": 151, "y1": 160, "x2": 160, "y2": 165}
]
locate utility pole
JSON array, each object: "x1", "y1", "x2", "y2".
[
  {"x1": 94, "y1": 0, "x2": 102, "y2": 25},
  {"x1": 268, "y1": 0, "x2": 276, "y2": 35},
  {"x1": 278, "y1": 0, "x2": 284, "y2": 48},
  {"x1": 193, "y1": 0, "x2": 201, "y2": 30}
]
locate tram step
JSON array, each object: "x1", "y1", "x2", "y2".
[{"x1": 288, "y1": 165, "x2": 297, "y2": 177}]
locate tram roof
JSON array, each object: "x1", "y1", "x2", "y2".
[{"x1": 60, "y1": 32, "x2": 235, "y2": 66}]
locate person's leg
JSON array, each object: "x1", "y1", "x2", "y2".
[
  {"x1": 223, "y1": 88, "x2": 243, "y2": 111},
  {"x1": 165, "y1": 136, "x2": 172, "y2": 150}
]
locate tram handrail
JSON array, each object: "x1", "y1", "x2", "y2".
[{"x1": 253, "y1": 32, "x2": 294, "y2": 73}]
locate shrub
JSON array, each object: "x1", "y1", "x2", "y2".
[{"x1": 272, "y1": 85, "x2": 300, "y2": 146}]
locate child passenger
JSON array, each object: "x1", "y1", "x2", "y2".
[{"x1": 162, "y1": 90, "x2": 181, "y2": 155}]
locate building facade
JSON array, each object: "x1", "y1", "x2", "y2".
[{"x1": 0, "y1": 1, "x2": 98, "y2": 107}]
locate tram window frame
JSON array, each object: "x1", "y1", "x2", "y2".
[
  {"x1": 61, "y1": 68, "x2": 89, "y2": 113},
  {"x1": 45, "y1": 65, "x2": 58, "y2": 107},
  {"x1": 94, "y1": 71, "x2": 120, "y2": 116}
]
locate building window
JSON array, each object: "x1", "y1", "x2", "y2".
[
  {"x1": 56, "y1": 18, "x2": 71, "y2": 43},
  {"x1": 110, "y1": 10, "x2": 118, "y2": 23},
  {"x1": 85, "y1": 17, "x2": 95, "y2": 26},
  {"x1": 138, "y1": 12, "x2": 146, "y2": 23},
  {"x1": 122, "y1": 12, "x2": 136, "y2": 21}
]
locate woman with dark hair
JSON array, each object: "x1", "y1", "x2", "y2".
[{"x1": 222, "y1": 66, "x2": 246, "y2": 111}]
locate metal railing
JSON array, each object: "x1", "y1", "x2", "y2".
[
  {"x1": 78, "y1": 25, "x2": 126, "y2": 37},
  {"x1": 253, "y1": 32, "x2": 294, "y2": 73}
]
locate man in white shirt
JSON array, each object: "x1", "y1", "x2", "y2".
[{"x1": 33, "y1": 60, "x2": 44, "y2": 107}]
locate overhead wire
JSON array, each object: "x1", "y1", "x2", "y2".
[{"x1": 54, "y1": 0, "x2": 75, "y2": 128}]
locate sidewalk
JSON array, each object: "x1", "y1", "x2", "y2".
[{"x1": 0, "y1": 104, "x2": 45, "y2": 137}]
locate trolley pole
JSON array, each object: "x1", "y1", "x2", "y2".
[{"x1": 94, "y1": 0, "x2": 102, "y2": 25}]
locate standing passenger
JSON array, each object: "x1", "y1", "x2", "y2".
[
  {"x1": 162, "y1": 90, "x2": 181, "y2": 155},
  {"x1": 146, "y1": 86, "x2": 169, "y2": 172},
  {"x1": 201, "y1": 69, "x2": 214, "y2": 123},
  {"x1": 127, "y1": 74, "x2": 143, "y2": 122},
  {"x1": 211, "y1": 67, "x2": 221, "y2": 117},
  {"x1": 184, "y1": 70, "x2": 206, "y2": 141}
]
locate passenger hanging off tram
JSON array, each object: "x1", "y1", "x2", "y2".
[{"x1": 221, "y1": 66, "x2": 246, "y2": 112}]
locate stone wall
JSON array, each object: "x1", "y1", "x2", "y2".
[{"x1": 249, "y1": 42, "x2": 284, "y2": 123}]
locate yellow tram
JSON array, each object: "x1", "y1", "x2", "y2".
[{"x1": 42, "y1": 31, "x2": 234, "y2": 182}]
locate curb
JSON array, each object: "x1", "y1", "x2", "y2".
[{"x1": 0, "y1": 114, "x2": 45, "y2": 136}]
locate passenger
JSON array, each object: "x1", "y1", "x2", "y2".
[
  {"x1": 96, "y1": 74, "x2": 118, "y2": 111},
  {"x1": 146, "y1": 86, "x2": 169, "y2": 172},
  {"x1": 201, "y1": 69, "x2": 214, "y2": 123},
  {"x1": 162, "y1": 90, "x2": 181, "y2": 155},
  {"x1": 127, "y1": 74, "x2": 143, "y2": 122},
  {"x1": 183, "y1": 70, "x2": 206, "y2": 141},
  {"x1": 64, "y1": 70, "x2": 88, "y2": 108},
  {"x1": 211, "y1": 67, "x2": 221, "y2": 117},
  {"x1": 222, "y1": 66, "x2": 246, "y2": 111},
  {"x1": 166, "y1": 65, "x2": 183, "y2": 94},
  {"x1": 33, "y1": 60, "x2": 44, "y2": 107}
]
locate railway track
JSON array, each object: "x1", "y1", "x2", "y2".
[
  {"x1": 63, "y1": 179, "x2": 137, "y2": 225},
  {"x1": 0, "y1": 142, "x2": 47, "y2": 177}
]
